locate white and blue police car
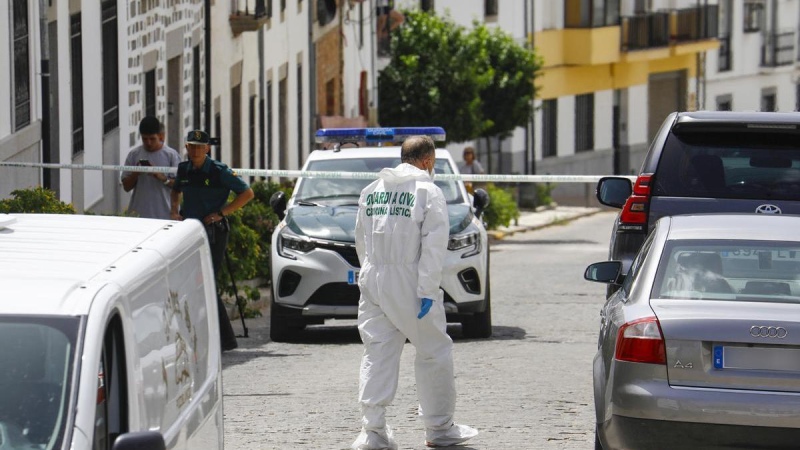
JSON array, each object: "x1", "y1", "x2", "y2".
[{"x1": 268, "y1": 127, "x2": 491, "y2": 341}]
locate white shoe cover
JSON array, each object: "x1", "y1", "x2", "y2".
[
  {"x1": 425, "y1": 423, "x2": 479, "y2": 447},
  {"x1": 351, "y1": 427, "x2": 398, "y2": 450}
]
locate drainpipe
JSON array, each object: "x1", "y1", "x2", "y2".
[
  {"x1": 204, "y1": 0, "x2": 212, "y2": 132},
  {"x1": 529, "y1": 0, "x2": 536, "y2": 175}
]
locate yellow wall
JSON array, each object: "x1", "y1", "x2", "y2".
[{"x1": 534, "y1": 28, "x2": 716, "y2": 99}]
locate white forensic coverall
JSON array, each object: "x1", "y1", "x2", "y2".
[{"x1": 353, "y1": 162, "x2": 474, "y2": 449}]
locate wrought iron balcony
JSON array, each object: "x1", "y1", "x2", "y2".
[
  {"x1": 230, "y1": 0, "x2": 270, "y2": 35},
  {"x1": 673, "y1": 4, "x2": 718, "y2": 43},
  {"x1": 621, "y1": 12, "x2": 669, "y2": 51},
  {"x1": 762, "y1": 30, "x2": 796, "y2": 68}
]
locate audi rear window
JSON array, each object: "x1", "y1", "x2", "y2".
[
  {"x1": 651, "y1": 131, "x2": 800, "y2": 201},
  {"x1": 653, "y1": 239, "x2": 800, "y2": 303}
]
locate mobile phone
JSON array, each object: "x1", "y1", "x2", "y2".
[{"x1": 138, "y1": 159, "x2": 151, "y2": 166}]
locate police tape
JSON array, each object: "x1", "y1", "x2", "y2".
[{"x1": 0, "y1": 161, "x2": 637, "y2": 183}]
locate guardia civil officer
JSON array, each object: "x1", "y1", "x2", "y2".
[
  {"x1": 170, "y1": 130, "x2": 254, "y2": 352},
  {"x1": 352, "y1": 136, "x2": 478, "y2": 449}
]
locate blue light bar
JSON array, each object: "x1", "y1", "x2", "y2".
[{"x1": 315, "y1": 127, "x2": 446, "y2": 144}]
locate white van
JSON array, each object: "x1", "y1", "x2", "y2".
[{"x1": 0, "y1": 214, "x2": 223, "y2": 450}]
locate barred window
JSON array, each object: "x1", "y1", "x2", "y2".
[
  {"x1": 297, "y1": 64, "x2": 304, "y2": 166},
  {"x1": 575, "y1": 93, "x2": 594, "y2": 152},
  {"x1": 71, "y1": 14, "x2": 84, "y2": 154},
  {"x1": 744, "y1": 0, "x2": 764, "y2": 33},
  {"x1": 485, "y1": 0, "x2": 498, "y2": 18},
  {"x1": 102, "y1": 0, "x2": 119, "y2": 134},
  {"x1": 193, "y1": 47, "x2": 201, "y2": 129},
  {"x1": 144, "y1": 69, "x2": 156, "y2": 119},
  {"x1": 541, "y1": 100, "x2": 558, "y2": 158},
  {"x1": 12, "y1": 0, "x2": 31, "y2": 131},
  {"x1": 250, "y1": 96, "x2": 257, "y2": 170}
]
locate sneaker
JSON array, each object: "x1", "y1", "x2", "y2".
[
  {"x1": 352, "y1": 427, "x2": 397, "y2": 450},
  {"x1": 425, "y1": 423, "x2": 478, "y2": 447}
]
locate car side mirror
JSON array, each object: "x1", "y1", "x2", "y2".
[
  {"x1": 584, "y1": 261, "x2": 623, "y2": 285},
  {"x1": 472, "y1": 188, "x2": 490, "y2": 219},
  {"x1": 270, "y1": 191, "x2": 287, "y2": 221},
  {"x1": 596, "y1": 177, "x2": 632, "y2": 209},
  {"x1": 112, "y1": 431, "x2": 166, "y2": 450}
]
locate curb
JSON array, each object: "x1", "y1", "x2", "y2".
[{"x1": 487, "y1": 208, "x2": 601, "y2": 241}]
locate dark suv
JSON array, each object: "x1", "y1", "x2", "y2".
[{"x1": 597, "y1": 111, "x2": 800, "y2": 287}]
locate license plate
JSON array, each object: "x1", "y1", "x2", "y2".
[
  {"x1": 714, "y1": 345, "x2": 800, "y2": 372},
  {"x1": 347, "y1": 270, "x2": 359, "y2": 285}
]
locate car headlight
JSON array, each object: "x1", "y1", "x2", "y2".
[
  {"x1": 448, "y1": 232, "x2": 477, "y2": 250},
  {"x1": 277, "y1": 229, "x2": 315, "y2": 259},
  {"x1": 448, "y1": 230, "x2": 479, "y2": 254}
]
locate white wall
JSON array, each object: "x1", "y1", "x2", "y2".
[
  {"x1": 81, "y1": 1, "x2": 103, "y2": 208},
  {"x1": 261, "y1": 0, "x2": 309, "y2": 171},
  {"x1": 594, "y1": 90, "x2": 613, "y2": 151}
]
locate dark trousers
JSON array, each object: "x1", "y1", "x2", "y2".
[{"x1": 205, "y1": 220, "x2": 238, "y2": 351}]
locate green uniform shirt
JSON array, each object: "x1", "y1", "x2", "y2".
[{"x1": 173, "y1": 156, "x2": 249, "y2": 220}]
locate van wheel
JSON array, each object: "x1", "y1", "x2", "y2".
[
  {"x1": 269, "y1": 287, "x2": 305, "y2": 342},
  {"x1": 462, "y1": 255, "x2": 492, "y2": 339}
]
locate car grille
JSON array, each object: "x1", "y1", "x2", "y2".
[
  {"x1": 306, "y1": 283, "x2": 360, "y2": 306},
  {"x1": 316, "y1": 242, "x2": 360, "y2": 268}
]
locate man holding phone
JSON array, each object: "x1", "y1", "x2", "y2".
[{"x1": 121, "y1": 116, "x2": 181, "y2": 219}]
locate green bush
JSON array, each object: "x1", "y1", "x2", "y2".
[
  {"x1": 535, "y1": 182, "x2": 555, "y2": 207},
  {"x1": 0, "y1": 187, "x2": 76, "y2": 214},
  {"x1": 219, "y1": 180, "x2": 293, "y2": 317},
  {"x1": 483, "y1": 183, "x2": 519, "y2": 230}
]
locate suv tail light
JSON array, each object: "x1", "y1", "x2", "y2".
[
  {"x1": 619, "y1": 174, "x2": 652, "y2": 230},
  {"x1": 615, "y1": 317, "x2": 666, "y2": 365}
]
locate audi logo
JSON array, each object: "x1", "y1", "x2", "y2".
[
  {"x1": 755, "y1": 204, "x2": 782, "y2": 214},
  {"x1": 750, "y1": 326, "x2": 788, "y2": 338}
]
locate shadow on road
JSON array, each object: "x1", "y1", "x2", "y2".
[{"x1": 494, "y1": 238, "x2": 599, "y2": 246}]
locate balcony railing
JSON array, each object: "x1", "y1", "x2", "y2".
[
  {"x1": 621, "y1": 12, "x2": 669, "y2": 51},
  {"x1": 230, "y1": 0, "x2": 270, "y2": 35},
  {"x1": 762, "y1": 30, "x2": 796, "y2": 68},
  {"x1": 673, "y1": 4, "x2": 718, "y2": 42}
]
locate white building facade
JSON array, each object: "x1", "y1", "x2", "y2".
[
  {"x1": 705, "y1": 0, "x2": 800, "y2": 113},
  {"x1": 0, "y1": 0, "x2": 44, "y2": 201}
]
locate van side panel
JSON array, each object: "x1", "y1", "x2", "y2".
[{"x1": 164, "y1": 238, "x2": 223, "y2": 449}]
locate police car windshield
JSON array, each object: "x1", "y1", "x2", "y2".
[
  {"x1": 0, "y1": 316, "x2": 79, "y2": 450},
  {"x1": 297, "y1": 157, "x2": 464, "y2": 205}
]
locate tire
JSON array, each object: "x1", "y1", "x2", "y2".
[
  {"x1": 269, "y1": 285, "x2": 305, "y2": 342},
  {"x1": 461, "y1": 251, "x2": 492, "y2": 339}
]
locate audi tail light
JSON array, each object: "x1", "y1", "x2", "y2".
[
  {"x1": 619, "y1": 174, "x2": 653, "y2": 231},
  {"x1": 615, "y1": 317, "x2": 666, "y2": 365}
]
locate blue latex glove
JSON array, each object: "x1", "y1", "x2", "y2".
[{"x1": 418, "y1": 298, "x2": 433, "y2": 319}]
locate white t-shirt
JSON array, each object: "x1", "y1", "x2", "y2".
[{"x1": 121, "y1": 145, "x2": 181, "y2": 219}]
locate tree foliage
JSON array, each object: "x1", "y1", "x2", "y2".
[
  {"x1": 378, "y1": 11, "x2": 488, "y2": 143},
  {"x1": 470, "y1": 23, "x2": 542, "y2": 140},
  {"x1": 378, "y1": 10, "x2": 541, "y2": 143}
]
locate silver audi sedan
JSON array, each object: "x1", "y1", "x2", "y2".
[{"x1": 585, "y1": 214, "x2": 800, "y2": 450}]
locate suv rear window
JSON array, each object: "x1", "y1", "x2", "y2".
[{"x1": 652, "y1": 131, "x2": 800, "y2": 201}]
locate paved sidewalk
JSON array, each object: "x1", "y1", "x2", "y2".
[{"x1": 487, "y1": 205, "x2": 602, "y2": 240}]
